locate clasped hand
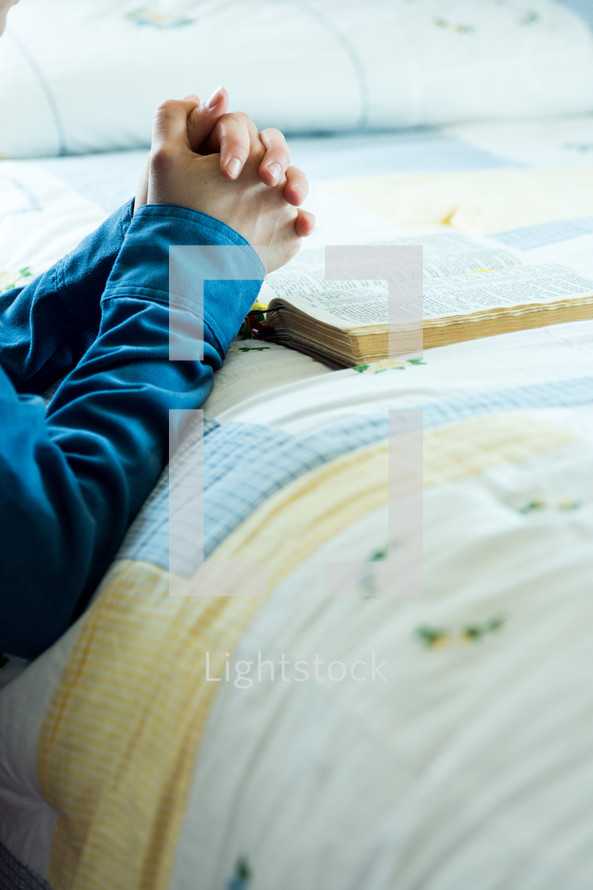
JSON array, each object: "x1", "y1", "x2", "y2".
[{"x1": 135, "y1": 87, "x2": 315, "y2": 273}]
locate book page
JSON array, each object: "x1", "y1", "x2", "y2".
[
  {"x1": 262, "y1": 246, "x2": 392, "y2": 326},
  {"x1": 398, "y1": 232, "x2": 522, "y2": 278},
  {"x1": 260, "y1": 272, "x2": 391, "y2": 327},
  {"x1": 262, "y1": 232, "x2": 526, "y2": 326},
  {"x1": 269, "y1": 232, "x2": 521, "y2": 286},
  {"x1": 261, "y1": 259, "x2": 593, "y2": 328},
  {"x1": 424, "y1": 264, "x2": 593, "y2": 319}
]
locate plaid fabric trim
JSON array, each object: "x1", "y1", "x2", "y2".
[
  {"x1": 422, "y1": 375, "x2": 593, "y2": 428},
  {"x1": 0, "y1": 840, "x2": 51, "y2": 890},
  {"x1": 119, "y1": 375, "x2": 593, "y2": 574},
  {"x1": 119, "y1": 414, "x2": 391, "y2": 574}
]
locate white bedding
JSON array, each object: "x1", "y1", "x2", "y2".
[
  {"x1": 1, "y1": 115, "x2": 593, "y2": 889},
  {"x1": 2, "y1": 0, "x2": 593, "y2": 158}
]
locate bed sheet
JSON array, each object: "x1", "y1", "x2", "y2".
[
  {"x1": 1, "y1": 118, "x2": 593, "y2": 889},
  {"x1": 3, "y1": 0, "x2": 593, "y2": 158}
]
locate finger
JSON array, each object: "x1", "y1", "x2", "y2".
[
  {"x1": 283, "y1": 165, "x2": 309, "y2": 206},
  {"x1": 181, "y1": 92, "x2": 201, "y2": 105},
  {"x1": 295, "y1": 209, "x2": 316, "y2": 238},
  {"x1": 151, "y1": 97, "x2": 200, "y2": 155},
  {"x1": 258, "y1": 127, "x2": 290, "y2": 186},
  {"x1": 212, "y1": 111, "x2": 260, "y2": 180},
  {"x1": 187, "y1": 85, "x2": 230, "y2": 154}
]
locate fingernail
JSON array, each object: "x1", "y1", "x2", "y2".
[
  {"x1": 206, "y1": 85, "x2": 223, "y2": 109},
  {"x1": 265, "y1": 162, "x2": 282, "y2": 184},
  {"x1": 227, "y1": 157, "x2": 241, "y2": 179}
]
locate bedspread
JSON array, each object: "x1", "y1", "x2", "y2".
[{"x1": 1, "y1": 115, "x2": 593, "y2": 889}]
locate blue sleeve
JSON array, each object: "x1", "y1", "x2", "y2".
[
  {"x1": 0, "y1": 204, "x2": 263, "y2": 660},
  {"x1": 0, "y1": 199, "x2": 134, "y2": 394}
]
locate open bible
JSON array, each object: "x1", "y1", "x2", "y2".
[{"x1": 248, "y1": 231, "x2": 593, "y2": 368}]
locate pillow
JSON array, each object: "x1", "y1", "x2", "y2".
[{"x1": 1, "y1": 0, "x2": 593, "y2": 158}]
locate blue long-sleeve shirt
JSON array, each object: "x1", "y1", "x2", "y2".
[{"x1": 0, "y1": 201, "x2": 263, "y2": 659}]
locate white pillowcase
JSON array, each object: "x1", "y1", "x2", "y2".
[{"x1": 1, "y1": 0, "x2": 593, "y2": 158}]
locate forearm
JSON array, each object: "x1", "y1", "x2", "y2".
[
  {"x1": 0, "y1": 205, "x2": 263, "y2": 660},
  {"x1": 0, "y1": 199, "x2": 134, "y2": 393}
]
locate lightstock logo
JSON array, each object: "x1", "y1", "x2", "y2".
[{"x1": 167, "y1": 243, "x2": 423, "y2": 599}]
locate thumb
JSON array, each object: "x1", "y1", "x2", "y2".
[{"x1": 151, "y1": 97, "x2": 200, "y2": 155}]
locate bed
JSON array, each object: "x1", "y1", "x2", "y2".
[{"x1": 1, "y1": 2, "x2": 593, "y2": 888}]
